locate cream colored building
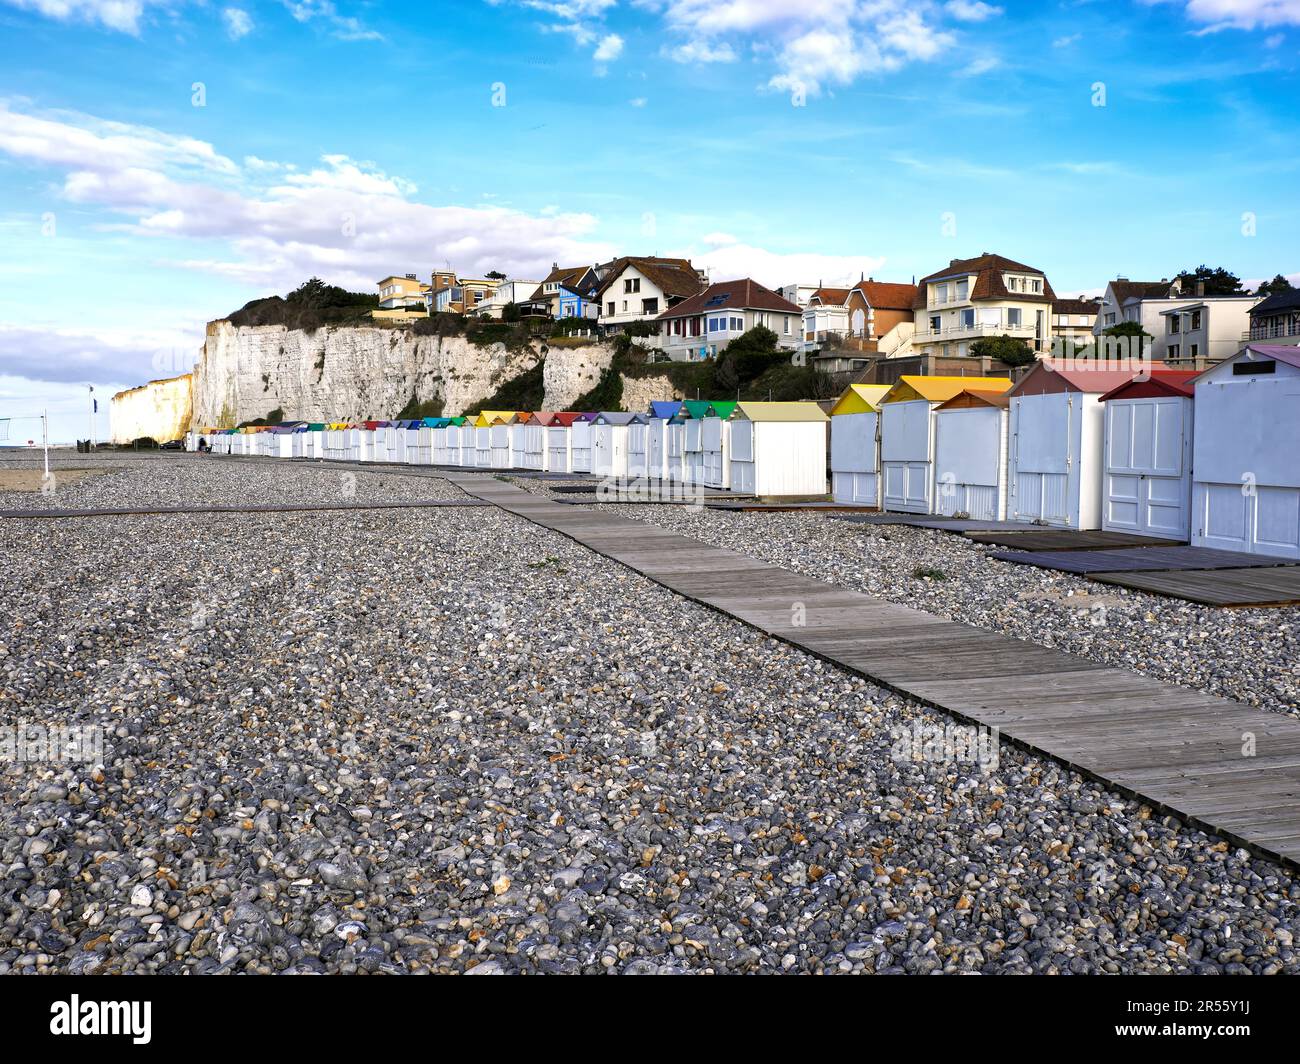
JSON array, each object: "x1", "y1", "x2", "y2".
[
  {"x1": 377, "y1": 274, "x2": 430, "y2": 310},
  {"x1": 913, "y1": 253, "x2": 1055, "y2": 360}
]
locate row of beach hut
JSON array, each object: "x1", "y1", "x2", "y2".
[
  {"x1": 193, "y1": 402, "x2": 834, "y2": 496},
  {"x1": 193, "y1": 343, "x2": 1299, "y2": 558},
  {"x1": 826, "y1": 344, "x2": 1300, "y2": 557}
]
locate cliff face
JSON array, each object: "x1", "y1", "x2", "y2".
[
  {"x1": 192, "y1": 321, "x2": 622, "y2": 426},
  {"x1": 110, "y1": 374, "x2": 193, "y2": 443}
]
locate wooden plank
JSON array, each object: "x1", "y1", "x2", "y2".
[
  {"x1": 1087, "y1": 566, "x2": 1300, "y2": 607},
  {"x1": 965, "y1": 529, "x2": 1187, "y2": 550},
  {"x1": 989, "y1": 546, "x2": 1300, "y2": 575}
]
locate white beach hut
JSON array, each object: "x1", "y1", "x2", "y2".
[
  {"x1": 1098, "y1": 372, "x2": 1198, "y2": 539},
  {"x1": 728, "y1": 402, "x2": 829, "y2": 497},
  {"x1": 931, "y1": 391, "x2": 1011, "y2": 521},
  {"x1": 1189, "y1": 344, "x2": 1300, "y2": 558},
  {"x1": 880, "y1": 376, "x2": 1011, "y2": 514},
  {"x1": 1006, "y1": 362, "x2": 1138, "y2": 529},
  {"x1": 546, "y1": 413, "x2": 583, "y2": 473},
  {"x1": 570, "y1": 413, "x2": 596, "y2": 474},
  {"x1": 518, "y1": 412, "x2": 553, "y2": 471},
  {"x1": 829, "y1": 384, "x2": 891, "y2": 506},
  {"x1": 592, "y1": 412, "x2": 644, "y2": 479}
]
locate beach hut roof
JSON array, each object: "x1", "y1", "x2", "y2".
[
  {"x1": 306, "y1": 423, "x2": 326, "y2": 430},
  {"x1": 528, "y1": 410, "x2": 557, "y2": 424},
  {"x1": 884, "y1": 375, "x2": 1011, "y2": 404},
  {"x1": 1008, "y1": 360, "x2": 1143, "y2": 397},
  {"x1": 594, "y1": 411, "x2": 646, "y2": 425},
  {"x1": 681, "y1": 400, "x2": 714, "y2": 419},
  {"x1": 703, "y1": 400, "x2": 739, "y2": 419},
  {"x1": 735, "y1": 401, "x2": 828, "y2": 422},
  {"x1": 648, "y1": 400, "x2": 686, "y2": 420},
  {"x1": 1190, "y1": 342, "x2": 1300, "y2": 384},
  {"x1": 1098, "y1": 370, "x2": 1198, "y2": 402},
  {"x1": 474, "y1": 409, "x2": 525, "y2": 427},
  {"x1": 935, "y1": 390, "x2": 1012, "y2": 411},
  {"x1": 363, "y1": 420, "x2": 386, "y2": 430},
  {"x1": 548, "y1": 411, "x2": 584, "y2": 426},
  {"x1": 830, "y1": 384, "x2": 892, "y2": 415}
]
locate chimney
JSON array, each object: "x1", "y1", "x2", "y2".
[{"x1": 1195, "y1": 280, "x2": 1205, "y2": 297}]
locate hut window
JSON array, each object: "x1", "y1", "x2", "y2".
[{"x1": 1234, "y1": 360, "x2": 1275, "y2": 375}]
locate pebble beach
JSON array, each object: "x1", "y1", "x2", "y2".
[{"x1": 1, "y1": 454, "x2": 1297, "y2": 974}]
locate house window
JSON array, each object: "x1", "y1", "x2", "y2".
[
  {"x1": 936, "y1": 283, "x2": 948, "y2": 303},
  {"x1": 960, "y1": 308, "x2": 975, "y2": 328},
  {"x1": 1190, "y1": 343, "x2": 1199, "y2": 358},
  {"x1": 1007, "y1": 308, "x2": 1022, "y2": 327},
  {"x1": 783, "y1": 316, "x2": 791, "y2": 335},
  {"x1": 642, "y1": 297, "x2": 659, "y2": 315},
  {"x1": 956, "y1": 279, "x2": 969, "y2": 300},
  {"x1": 1168, "y1": 344, "x2": 1180, "y2": 359},
  {"x1": 607, "y1": 301, "x2": 615, "y2": 316},
  {"x1": 1031, "y1": 279, "x2": 1042, "y2": 293},
  {"x1": 731, "y1": 316, "x2": 744, "y2": 331},
  {"x1": 624, "y1": 278, "x2": 641, "y2": 294},
  {"x1": 930, "y1": 315, "x2": 941, "y2": 334},
  {"x1": 622, "y1": 300, "x2": 628, "y2": 312},
  {"x1": 1104, "y1": 312, "x2": 1116, "y2": 325},
  {"x1": 1168, "y1": 317, "x2": 1179, "y2": 334},
  {"x1": 1191, "y1": 310, "x2": 1202, "y2": 330}
]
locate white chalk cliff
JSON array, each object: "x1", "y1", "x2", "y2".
[{"x1": 191, "y1": 321, "x2": 630, "y2": 426}]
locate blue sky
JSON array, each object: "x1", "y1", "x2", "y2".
[{"x1": 0, "y1": 0, "x2": 1297, "y2": 441}]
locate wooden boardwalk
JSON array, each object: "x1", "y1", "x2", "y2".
[{"x1": 448, "y1": 472, "x2": 1300, "y2": 868}]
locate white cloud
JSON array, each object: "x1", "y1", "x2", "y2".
[
  {"x1": 1147, "y1": 0, "x2": 1300, "y2": 32},
  {"x1": 1052, "y1": 32, "x2": 1082, "y2": 47},
  {"x1": 223, "y1": 7, "x2": 253, "y2": 40},
  {"x1": 0, "y1": 103, "x2": 615, "y2": 297},
  {"x1": 681, "y1": 238, "x2": 888, "y2": 290},
  {"x1": 944, "y1": 0, "x2": 1002, "y2": 21},
  {"x1": 957, "y1": 54, "x2": 1001, "y2": 76},
  {"x1": 283, "y1": 1, "x2": 382, "y2": 41},
  {"x1": 1, "y1": 0, "x2": 152, "y2": 34},
  {"x1": 501, "y1": 0, "x2": 966, "y2": 94},
  {"x1": 665, "y1": 38, "x2": 738, "y2": 63},
  {"x1": 629, "y1": 96, "x2": 648, "y2": 107},
  {"x1": 593, "y1": 32, "x2": 624, "y2": 61}
]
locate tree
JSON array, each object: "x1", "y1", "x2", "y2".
[
  {"x1": 1100, "y1": 320, "x2": 1151, "y2": 357},
  {"x1": 485, "y1": 270, "x2": 507, "y2": 281},
  {"x1": 1255, "y1": 273, "x2": 1295, "y2": 297},
  {"x1": 971, "y1": 333, "x2": 1035, "y2": 367},
  {"x1": 1174, "y1": 264, "x2": 1244, "y2": 296},
  {"x1": 501, "y1": 301, "x2": 522, "y2": 322}
]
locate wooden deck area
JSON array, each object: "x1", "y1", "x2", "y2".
[
  {"x1": 1089, "y1": 567, "x2": 1300, "y2": 608},
  {"x1": 989, "y1": 545, "x2": 1300, "y2": 574},
  {"x1": 447, "y1": 472, "x2": 1300, "y2": 869},
  {"x1": 965, "y1": 529, "x2": 1187, "y2": 550}
]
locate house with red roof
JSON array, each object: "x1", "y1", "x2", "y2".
[
  {"x1": 913, "y1": 252, "x2": 1056, "y2": 362},
  {"x1": 802, "y1": 277, "x2": 919, "y2": 371},
  {"x1": 593, "y1": 256, "x2": 707, "y2": 334},
  {"x1": 655, "y1": 278, "x2": 802, "y2": 360}
]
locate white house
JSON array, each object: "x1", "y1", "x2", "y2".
[
  {"x1": 656, "y1": 278, "x2": 801, "y2": 361},
  {"x1": 594, "y1": 256, "x2": 705, "y2": 334}
]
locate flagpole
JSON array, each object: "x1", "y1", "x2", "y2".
[{"x1": 43, "y1": 409, "x2": 49, "y2": 478}]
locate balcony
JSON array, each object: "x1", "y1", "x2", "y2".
[
  {"x1": 1243, "y1": 321, "x2": 1300, "y2": 341},
  {"x1": 924, "y1": 322, "x2": 1038, "y2": 342}
]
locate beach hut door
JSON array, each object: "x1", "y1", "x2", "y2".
[
  {"x1": 1104, "y1": 397, "x2": 1189, "y2": 537},
  {"x1": 1011, "y1": 393, "x2": 1072, "y2": 525}
]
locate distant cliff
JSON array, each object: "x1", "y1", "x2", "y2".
[
  {"x1": 110, "y1": 374, "x2": 193, "y2": 443},
  {"x1": 191, "y1": 321, "x2": 631, "y2": 427}
]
